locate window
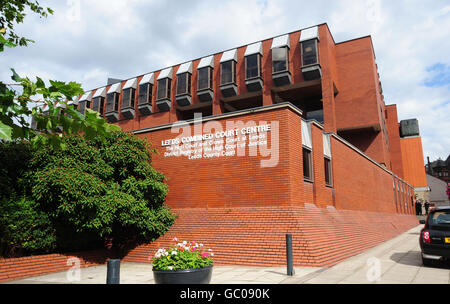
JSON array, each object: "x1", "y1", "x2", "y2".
[
  {"x1": 157, "y1": 78, "x2": 171, "y2": 100},
  {"x1": 92, "y1": 97, "x2": 105, "y2": 116},
  {"x1": 198, "y1": 67, "x2": 213, "y2": 91},
  {"x1": 138, "y1": 83, "x2": 152, "y2": 104},
  {"x1": 176, "y1": 72, "x2": 191, "y2": 95},
  {"x1": 220, "y1": 60, "x2": 236, "y2": 85},
  {"x1": 323, "y1": 134, "x2": 332, "y2": 186},
  {"x1": 122, "y1": 88, "x2": 135, "y2": 108},
  {"x1": 301, "y1": 39, "x2": 318, "y2": 66},
  {"x1": 429, "y1": 210, "x2": 450, "y2": 226},
  {"x1": 272, "y1": 47, "x2": 289, "y2": 73},
  {"x1": 245, "y1": 54, "x2": 261, "y2": 79},
  {"x1": 324, "y1": 157, "x2": 332, "y2": 186},
  {"x1": 106, "y1": 93, "x2": 119, "y2": 112},
  {"x1": 78, "y1": 101, "x2": 86, "y2": 114},
  {"x1": 303, "y1": 147, "x2": 313, "y2": 181}
]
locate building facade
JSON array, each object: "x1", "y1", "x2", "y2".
[
  {"x1": 67, "y1": 23, "x2": 422, "y2": 266},
  {"x1": 426, "y1": 174, "x2": 450, "y2": 207},
  {"x1": 426, "y1": 155, "x2": 450, "y2": 184}
]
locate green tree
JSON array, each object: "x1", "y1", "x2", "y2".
[
  {"x1": 0, "y1": 1, "x2": 120, "y2": 149},
  {"x1": 0, "y1": 0, "x2": 53, "y2": 47}
]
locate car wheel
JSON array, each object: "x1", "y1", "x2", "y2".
[{"x1": 422, "y1": 256, "x2": 432, "y2": 267}]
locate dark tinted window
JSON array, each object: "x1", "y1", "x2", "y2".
[
  {"x1": 78, "y1": 100, "x2": 86, "y2": 114},
  {"x1": 99, "y1": 97, "x2": 104, "y2": 116},
  {"x1": 303, "y1": 147, "x2": 313, "y2": 181},
  {"x1": 122, "y1": 89, "x2": 130, "y2": 107},
  {"x1": 272, "y1": 47, "x2": 288, "y2": 73},
  {"x1": 302, "y1": 40, "x2": 318, "y2": 66},
  {"x1": 167, "y1": 78, "x2": 171, "y2": 97},
  {"x1": 221, "y1": 61, "x2": 235, "y2": 85},
  {"x1": 138, "y1": 83, "x2": 151, "y2": 104},
  {"x1": 198, "y1": 67, "x2": 211, "y2": 90},
  {"x1": 106, "y1": 93, "x2": 119, "y2": 112},
  {"x1": 92, "y1": 97, "x2": 104, "y2": 116},
  {"x1": 177, "y1": 72, "x2": 191, "y2": 95},
  {"x1": 429, "y1": 211, "x2": 450, "y2": 225},
  {"x1": 246, "y1": 54, "x2": 260, "y2": 79},
  {"x1": 122, "y1": 88, "x2": 135, "y2": 108},
  {"x1": 92, "y1": 97, "x2": 100, "y2": 112},
  {"x1": 157, "y1": 78, "x2": 170, "y2": 100},
  {"x1": 324, "y1": 157, "x2": 332, "y2": 186}
]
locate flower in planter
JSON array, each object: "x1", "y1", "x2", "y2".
[{"x1": 151, "y1": 238, "x2": 214, "y2": 271}]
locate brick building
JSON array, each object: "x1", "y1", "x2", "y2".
[
  {"x1": 66, "y1": 23, "x2": 423, "y2": 267},
  {"x1": 426, "y1": 155, "x2": 450, "y2": 184}
]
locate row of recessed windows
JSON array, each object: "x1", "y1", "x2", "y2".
[{"x1": 76, "y1": 27, "x2": 321, "y2": 121}]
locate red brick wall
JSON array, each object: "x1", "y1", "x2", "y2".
[
  {"x1": 319, "y1": 24, "x2": 339, "y2": 133},
  {"x1": 331, "y1": 134, "x2": 397, "y2": 213},
  {"x1": 136, "y1": 105, "x2": 413, "y2": 214},
  {"x1": 0, "y1": 250, "x2": 108, "y2": 283},
  {"x1": 385, "y1": 105, "x2": 404, "y2": 178},
  {"x1": 400, "y1": 137, "x2": 428, "y2": 188},
  {"x1": 0, "y1": 206, "x2": 418, "y2": 283},
  {"x1": 335, "y1": 37, "x2": 379, "y2": 132},
  {"x1": 139, "y1": 108, "x2": 295, "y2": 209},
  {"x1": 122, "y1": 206, "x2": 418, "y2": 267},
  {"x1": 334, "y1": 37, "x2": 391, "y2": 167}
]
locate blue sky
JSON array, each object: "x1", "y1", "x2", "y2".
[
  {"x1": 425, "y1": 63, "x2": 450, "y2": 87},
  {"x1": 1, "y1": 0, "x2": 449, "y2": 162}
]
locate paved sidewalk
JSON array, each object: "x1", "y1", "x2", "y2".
[
  {"x1": 1, "y1": 263, "x2": 321, "y2": 284},
  {"x1": 285, "y1": 224, "x2": 450, "y2": 284},
  {"x1": 3, "y1": 225, "x2": 450, "y2": 284}
]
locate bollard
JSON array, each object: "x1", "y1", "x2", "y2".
[
  {"x1": 286, "y1": 234, "x2": 294, "y2": 276},
  {"x1": 106, "y1": 259, "x2": 120, "y2": 284}
]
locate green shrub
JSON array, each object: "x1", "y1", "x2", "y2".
[
  {"x1": 0, "y1": 196, "x2": 56, "y2": 256},
  {"x1": 0, "y1": 141, "x2": 32, "y2": 199},
  {"x1": 0, "y1": 132, "x2": 176, "y2": 256}
]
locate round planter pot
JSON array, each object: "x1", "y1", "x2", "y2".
[{"x1": 153, "y1": 266, "x2": 213, "y2": 284}]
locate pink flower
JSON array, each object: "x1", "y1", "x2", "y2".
[
  {"x1": 173, "y1": 237, "x2": 178, "y2": 241},
  {"x1": 190, "y1": 247, "x2": 196, "y2": 252}
]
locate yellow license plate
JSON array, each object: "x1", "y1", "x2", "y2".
[{"x1": 445, "y1": 237, "x2": 450, "y2": 244}]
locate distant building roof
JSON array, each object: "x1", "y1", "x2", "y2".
[
  {"x1": 426, "y1": 155, "x2": 450, "y2": 176},
  {"x1": 429, "y1": 155, "x2": 450, "y2": 169},
  {"x1": 426, "y1": 174, "x2": 450, "y2": 204},
  {"x1": 107, "y1": 78, "x2": 123, "y2": 85}
]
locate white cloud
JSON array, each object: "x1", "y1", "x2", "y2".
[{"x1": 1, "y1": 0, "x2": 448, "y2": 161}]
